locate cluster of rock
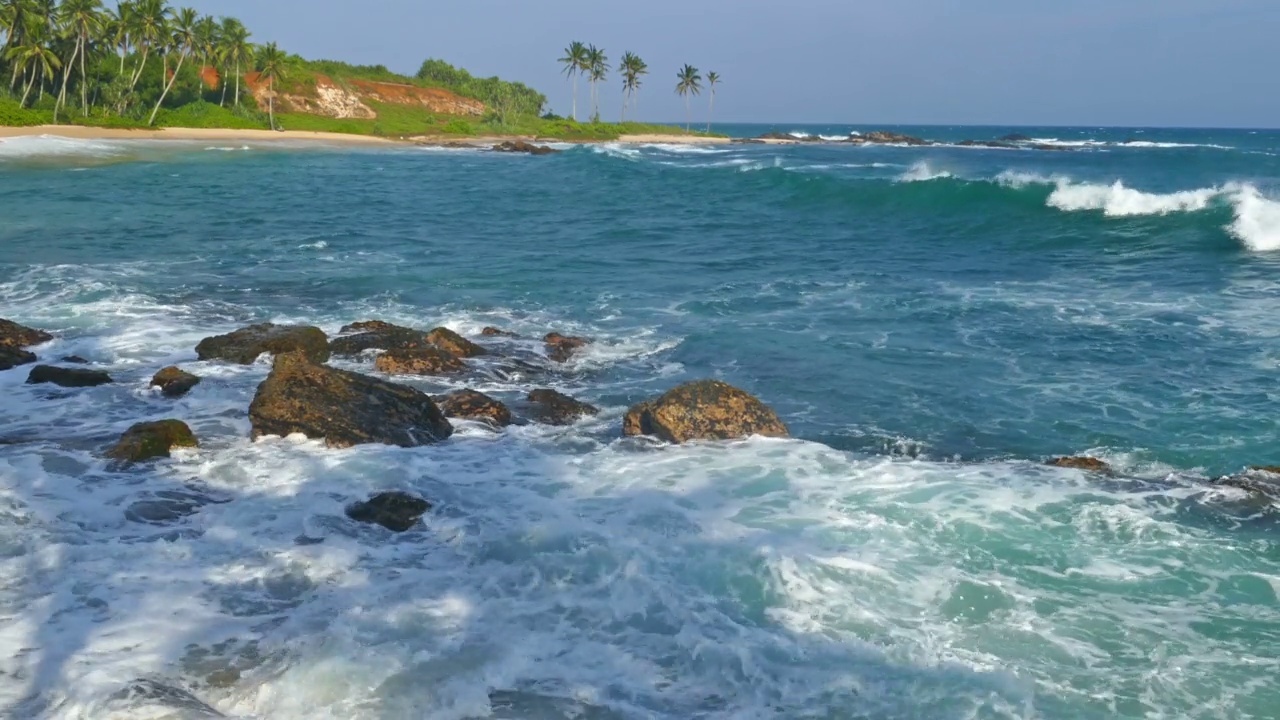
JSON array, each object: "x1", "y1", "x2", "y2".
[
  {"x1": 740, "y1": 130, "x2": 1067, "y2": 151},
  {"x1": 491, "y1": 140, "x2": 560, "y2": 155}
]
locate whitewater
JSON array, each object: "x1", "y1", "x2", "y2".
[{"x1": 1, "y1": 125, "x2": 1279, "y2": 719}]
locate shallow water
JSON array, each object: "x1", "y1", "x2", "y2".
[{"x1": 1, "y1": 126, "x2": 1279, "y2": 719}]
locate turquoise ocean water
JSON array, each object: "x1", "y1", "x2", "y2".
[{"x1": 0, "y1": 124, "x2": 1278, "y2": 718}]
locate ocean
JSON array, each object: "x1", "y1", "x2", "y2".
[{"x1": 1, "y1": 124, "x2": 1278, "y2": 719}]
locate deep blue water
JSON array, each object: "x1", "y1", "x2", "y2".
[{"x1": 0, "y1": 127, "x2": 1278, "y2": 719}]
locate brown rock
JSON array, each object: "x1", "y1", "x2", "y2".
[
  {"x1": 481, "y1": 326, "x2": 517, "y2": 337},
  {"x1": 0, "y1": 318, "x2": 53, "y2": 348},
  {"x1": 27, "y1": 365, "x2": 112, "y2": 387},
  {"x1": 0, "y1": 346, "x2": 36, "y2": 371},
  {"x1": 1046, "y1": 456, "x2": 1111, "y2": 472},
  {"x1": 374, "y1": 346, "x2": 466, "y2": 375},
  {"x1": 61, "y1": 355, "x2": 89, "y2": 364},
  {"x1": 151, "y1": 366, "x2": 202, "y2": 398},
  {"x1": 330, "y1": 322, "x2": 433, "y2": 355},
  {"x1": 346, "y1": 491, "x2": 431, "y2": 532},
  {"x1": 196, "y1": 323, "x2": 329, "y2": 364},
  {"x1": 105, "y1": 419, "x2": 198, "y2": 462},
  {"x1": 433, "y1": 389, "x2": 512, "y2": 427},
  {"x1": 623, "y1": 380, "x2": 789, "y2": 443},
  {"x1": 544, "y1": 332, "x2": 590, "y2": 363},
  {"x1": 527, "y1": 389, "x2": 599, "y2": 425},
  {"x1": 249, "y1": 352, "x2": 452, "y2": 447},
  {"x1": 340, "y1": 320, "x2": 400, "y2": 334},
  {"x1": 425, "y1": 327, "x2": 487, "y2": 358}
]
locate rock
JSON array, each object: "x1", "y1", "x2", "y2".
[
  {"x1": 346, "y1": 491, "x2": 431, "y2": 532},
  {"x1": 195, "y1": 323, "x2": 330, "y2": 364},
  {"x1": 151, "y1": 366, "x2": 202, "y2": 398},
  {"x1": 330, "y1": 322, "x2": 433, "y2": 355},
  {"x1": 0, "y1": 345, "x2": 36, "y2": 371},
  {"x1": 1046, "y1": 456, "x2": 1111, "y2": 472},
  {"x1": 0, "y1": 318, "x2": 52, "y2": 348},
  {"x1": 110, "y1": 679, "x2": 224, "y2": 718},
  {"x1": 26, "y1": 365, "x2": 112, "y2": 387},
  {"x1": 481, "y1": 326, "x2": 517, "y2": 337},
  {"x1": 999, "y1": 133, "x2": 1032, "y2": 142},
  {"x1": 958, "y1": 139, "x2": 1016, "y2": 149},
  {"x1": 492, "y1": 140, "x2": 560, "y2": 155},
  {"x1": 249, "y1": 351, "x2": 453, "y2": 448},
  {"x1": 374, "y1": 346, "x2": 466, "y2": 375},
  {"x1": 857, "y1": 131, "x2": 930, "y2": 146},
  {"x1": 426, "y1": 327, "x2": 487, "y2": 358},
  {"x1": 434, "y1": 389, "x2": 512, "y2": 427},
  {"x1": 106, "y1": 420, "x2": 198, "y2": 462},
  {"x1": 340, "y1": 320, "x2": 400, "y2": 334},
  {"x1": 61, "y1": 355, "x2": 89, "y2": 364},
  {"x1": 544, "y1": 332, "x2": 590, "y2": 363},
  {"x1": 1216, "y1": 467, "x2": 1280, "y2": 500},
  {"x1": 623, "y1": 380, "x2": 789, "y2": 443},
  {"x1": 125, "y1": 488, "x2": 225, "y2": 524},
  {"x1": 527, "y1": 389, "x2": 599, "y2": 425}
]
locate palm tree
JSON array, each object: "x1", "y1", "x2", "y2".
[
  {"x1": 618, "y1": 51, "x2": 647, "y2": 122},
  {"x1": 219, "y1": 16, "x2": 250, "y2": 106},
  {"x1": 105, "y1": 1, "x2": 131, "y2": 76},
  {"x1": 557, "y1": 40, "x2": 586, "y2": 121},
  {"x1": 54, "y1": 0, "x2": 103, "y2": 120},
  {"x1": 255, "y1": 40, "x2": 285, "y2": 129},
  {"x1": 147, "y1": 6, "x2": 195, "y2": 125},
  {"x1": 127, "y1": 0, "x2": 169, "y2": 95},
  {"x1": 675, "y1": 64, "x2": 701, "y2": 132},
  {"x1": 6, "y1": 25, "x2": 60, "y2": 106},
  {"x1": 705, "y1": 71, "x2": 720, "y2": 133},
  {"x1": 586, "y1": 44, "x2": 606, "y2": 121}
]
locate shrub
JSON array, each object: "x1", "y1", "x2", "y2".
[{"x1": 441, "y1": 118, "x2": 474, "y2": 135}]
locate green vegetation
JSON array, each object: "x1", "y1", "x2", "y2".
[{"x1": 676, "y1": 64, "x2": 702, "y2": 132}]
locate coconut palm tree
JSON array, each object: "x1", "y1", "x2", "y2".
[
  {"x1": 54, "y1": 0, "x2": 103, "y2": 120},
  {"x1": 586, "y1": 44, "x2": 606, "y2": 121},
  {"x1": 104, "y1": 1, "x2": 132, "y2": 76},
  {"x1": 618, "y1": 51, "x2": 647, "y2": 122},
  {"x1": 127, "y1": 0, "x2": 169, "y2": 95},
  {"x1": 255, "y1": 40, "x2": 285, "y2": 129},
  {"x1": 705, "y1": 71, "x2": 720, "y2": 133},
  {"x1": 147, "y1": 5, "x2": 195, "y2": 124},
  {"x1": 557, "y1": 40, "x2": 586, "y2": 121},
  {"x1": 675, "y1": 64, "x2": 701, "y2": 132},
  {"x1": 6, "y1": 25, "x2": 59, "y2": 105},
  {"x1": 220, "y1": 16, "x2": 250, "y2": 106}
]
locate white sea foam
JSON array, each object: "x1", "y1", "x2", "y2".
[
  {"x1": 897, "y1": 161, "x2": 953, "y2": 182},
  {"x1": 0, "y1": 135, "x2": 127, "y2": 160},
  {"x1": 1228, "y1": 185, "x2": 1280, "y2": 251},
  {"x1": 640, "y1": 143, "x2": 730, "y2": 154},
  {"x1": 1047, "y1": 180, "x2": 1228, "y2": 216}
]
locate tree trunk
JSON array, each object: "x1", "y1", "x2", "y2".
[
  {"x1": 234, "y1": 60, "x2": 240, "y2": 106},
  {"x1": 707, "y1": 92, "x2": 714, "y2": 133},
  {"x1": 571, "y1": 73, "x2": 577, "y2": 121},
  {"x1": 129, "y1": 45, "x2": 149, "y2": 94},
  {"x1": 148, "y1": 51, "x2": 186, "y2": 126},
  {"x1": 268, "y1": 80, "x2": 274, "y2": 130},
  {"x1": 56, "y1": 40, "x2": 81, "y2": 123},
  {"x1": 20, "y1": 70, "x2": 33, "y2": 107},
  {"x1": 220, "y1": 69, "x2": 227, "y2": 106},
  {"x1": 81, "y1": 34, "x2": 89, "y2": 116},
  {"x1": 684, "y1": 95, "x2": 690, "y2": 132}
]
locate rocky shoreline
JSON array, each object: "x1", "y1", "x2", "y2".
[{"x1": 737, "y1": 130, "x2": 1072, "y2": 150}]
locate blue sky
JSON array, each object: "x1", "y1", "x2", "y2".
[{"x1": 194, "y1": 0, "x2": 1278, "y2": 127}]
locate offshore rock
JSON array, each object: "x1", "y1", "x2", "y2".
[
  {"x1": 330, "y1": 321, "x2": 433, "y2": 355},
  {"x1": 1216, "y1": 467, "x2": 1280, "y2": 501},
  {"x1": 249, "y1": 351, "x2": 453, "y2": 448},
  {"x1": 481, "y1": 326, "x2": 517, "y2": 337},
  {"x1": 544, "y1": 332, "x2": 590, "y2": 363},
  {"x1": 623, "y1": 380, "x2": 789, "y2": 443},
  {"x1": 27, "y1": 365, "x2": 112, "y2": 387},
  {"x1": 492, "y1": 140, "x2": 560, "y2": 155},
  {"x1": 106, "y1": 420, "x2": 198, "y2": 462},
  {"x1": 374, "y1": 346, "x2": 467, "y2": 375},
  {"x1": 0, "y1": 318, "x2": 53, "y2": 348},
  {"x1": 426, "y1": 327, "x2": 488, "y2": 358},
  {"x1": 151, "y1": 366, "x2": 202, "y2": 398},
  {"x1": 346, "y1": 491, "x2": 432, "y2": 532},
  {"x1": 434, "y1": 389, "x2": 513, "y2": 427},
  {"x1": 1046, "y1": 456, "x2": 1112, "y2": 472},
  {"x1": 527, "y1": 389, "x2": 599, "y2": 425},
  {"x1": 196, "y1": 323, "x2": 329, "y2": 364},
  {"x1": 0, "y1": 346, "x2": 36, "y2": 371}
]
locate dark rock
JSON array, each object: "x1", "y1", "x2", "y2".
[
  {"x1": 27, "y1": 365, "x2": 112, "y2": 387},
  {"x1": 426, "y1": 327, "x2": 487, "y2": 358},
  {"x1": 998, "y1": 133, "x2": 1032, "y2": 142},
  {"x1": 731, "y1": 138, "x2": 767, "y2": 144},
  {"x1": 544, "y1": 332, "x2": 590, "y2": 363},
  {"x1": 346, "y1": 491, "x2": 431, "y2": 532},
  {"x1": 857, "y1": 131, "x2": 930, "y2": 146},
  {"x1": 492, "y1": 140, "x2": 560, "y2": 155},
  {"x1": 125, "y1": 488, "x2": 225, "y2": 524},
  {"x1": 339, "y1": 320, "x2": 400, "y2": 334},
  {"x1": 1216, "y1": 467, "x2": 1280, "y2": 500},
  {"x1": 434, "y1": 389, "x2": 513, "y2": 427},
  {"x1": 481, "y1": 326, "x2": 517, "y2": 337},
  {"x1": 330, "y1": 323, "x2": 433, "y2": 355},
  {"x1": 151, "y1": 366, "x2": 201, "y2": 398},
  {"x1": 1046, "y1": 456, "x2": 1111, "y2": 472},
  {"x1": 958, "y1": 139, "x2": 1016, "y2": 149},
  {"x1": 0, "y1": 318, "x2": 52, "y2": 348},
  {"x1": 249, "y1": 351, "x2": 453, "y2": 448},
  {"x1": 196, "y1": 323, "x2": 329, "y2": 364},
  {"x1": 106, "y1": 420, "x2": 198, "y2": 462},
  {"x1": 0, "y1": 345, "x2": 36, "y2": 371},
  {"x1": 110, "y1": 679, "x2": 224, "y2": 718},
  {"x1": 61, "y1": 355, "x2": 89, "y2": 364},
  {"x1": 374, "y1": 346, "x2": 466, "y2": 375},
  {"x1": 527, "y1": 389, "x2": 599, "y2": 425},
  {"x1": 623, "y1": 380, "x2": 789, "y2": 443}
]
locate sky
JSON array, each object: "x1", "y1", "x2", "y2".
[{"x1": 192, "y1": 0, "x2": 1279, "y2": 128}]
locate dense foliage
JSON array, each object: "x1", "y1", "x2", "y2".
[{"x1": 416, "y1": 58, "x2": 545, "y2": 119}]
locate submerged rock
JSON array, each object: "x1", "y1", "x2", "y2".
[
  {"x1": 481, "y1": 326, "x2": 517, "y2": 337},
  {"x1": 0, "y1": 345, "x2": 36, "y2": 371},
  {"x1": 434, "y1": 389, "x2": 513, "y2": 427},
  {"x1": 27, "y1": 365, "x2": 112, "y2": 387},
  {"x1": 151, "y1": 366, "x2": 202, "y2": 398},
  {"x1": 106, "y1": 420, "x2": 198, "y2": 462},
  {"x1": 623, "y1": 380, "x2": 789, "y2": 443},
  {"x1": 999, "y1": 133, "x2": 1032, "y2": 142},
  {"x1": 61, "y1": 355, "x2": 89, "y2": 364},
  {"x1": 249, "y1": 351, "x2": 453, "y2": 448},
  {"x1": 0, "y1": 318, "x2": 53, "y2": 348},
  {"x1": 544, "y1": 332, "x2": 590, "y2": 363},
  {"x1": 374, "y1": 346, "x2": 466, "y2": 375},
  {"x1": 196, "y1": 323, "x2": 330, "y2": 364},
  {"x1": 527, "y1": 389, "x2": 599, "y2": 425},
  {"x1": 426, "y1": 327, "x2": 487, "y2": 358},
  {"x1": 492, "y1": 140, "x2": 560, "y2": 155},
  {"x1": 1215, "y1": 467, "x2": 1280, "y2": 500},
  {"x1": 330, "y1": 321, "x2": 433, "y2": 355},
  {"x1": 126, "y1": 488, "x2": 225, "y2": 524},
  {"x1": 110, "y1": 679, "x2": 224, "y2": 718},
  {"x1": 1046, "y1": 456, "x2": 1111, "y2": 473},
  {"x1": 346, "y1": 491, "x2": 432, "y2": 532}
]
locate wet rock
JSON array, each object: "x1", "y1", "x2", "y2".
[
  {"x1": 106, "y1": 420, "x2": 198, "y2": 462},
  {"x1": 249, "y1": 351, "x2": 453, "y2": 448},
  {"x1": 1215, "y1": 467, "x2": 1280, "y2": 500},
  {"x1": 374, "y1": 346, "x2": 466, "y2": 375},
  {"x1": 61, "y1": 355, "x2": 89, "y2": 364},
  {"x1": 0, "y1": 318, "x2": 52, "y2": 348},
  {"x1": 623, "y1": 380, "x2": 789, "y2": 443},
  {"x1": 855, "y1": 131, "x2": 931, "y2": 146},
  {"x1": 110, "y1": 679, "x2": 224, "y2": 718},
  {"x1": 481, "y1": 326, "x2": 517, "y2": 337},
  {"x1": 340, "y1": 320, "x2": 400, "y2": 334},
  {"x1": 1046, "y1": 456, "x2": 1111, "y2": 473},
  {"x1": 434, "y1": 389, "x2": 513, "y2": 427},
  {"x1": 999, "y1": 133, "x2": 1032, "y2": 142},
  {"x1": 151, "y1": 366, "x2": 202, "y2": 398},
  {"x1": 346, "y1": 491, "x2": 431, "y2": 532},
  {"x1": 426, "y1": 327, "x2": 487, "y2": 358},
  {"x1": 544, "y1": 332, "x2": 590, "y2": 362},
  {"x1": 126, "y1": 488, "x2": 225, "y2": 524},
  {"x1": 330, "y1": 321, "x2": 434, "y2": 355},
  {"x1": 27, "y1": 365, "x2": 112, "y2": 387},
  {"x1": 527, "y1": 389, "x2": 599, "y2": 425},
  {"x1": 958, "y1": 139, "x2": 1016, "y2": 149},
  {"x1": 195, "y1": 323, "x2": 329, "y2": 364},
  {"x1": 492, "y1": 140, "x2": 560, "y2": 155},
  {"x1": 0, "y1": 345, "x2": 36, "y2": 371}
]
